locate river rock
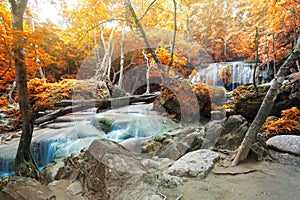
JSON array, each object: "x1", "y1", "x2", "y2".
[
  {"x1": 164, "y1": 149, "x2": 219, "y2": 178},
  {"x1": 155, "y1": 140, "x2": 188, "y2": 160},
  {"x1": 215, "y1": 115, "x2": 249, "y2": 150},
  {"x1": 160, "y1": 173, "x2": 184, "y2": 188},
  {"x1": 142, "y1": 127, "x2": 205, "y2": 159},
  {"x1": 81, "y1": 139, "x2": 162, "y2": 200},
  {"x1": 201, "y1": 120, "x2": 225, "y2": 149},
  {"x1": 266, "y1": 135, "x2": 300, "y2": 155},
  {"x1": 0, "y1": 177, "x2": 56, "y2": 200},
  {"x1": 233, "y1": 82, "x2": 300, "y2": 121},
  {"x1": 40, "y1": 159, "x2": 65, "y2": 184},
  {"x1": 67, "y1": 181, "x2": 83, "y2": 196}
]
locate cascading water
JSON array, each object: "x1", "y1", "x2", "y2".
[
  {"x1": 191, "y1": 62, "x2": 255, "y2": 90},
  {"x1": 32, "y1": 137, "x2": 66, "y2": 168},
  {"x1": 0, "y1": 104, "x2": 176, "y2": 178},
  {"x1": 0, "y1": 137, "x2": 66, "y2": 177}
]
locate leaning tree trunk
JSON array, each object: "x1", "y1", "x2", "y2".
[
  {"x1": 232, "y1": 35, "x2": 300, "y2": 166},
  {"x1": 9, "y1": 0, "x2": 40, "y2": 179}
]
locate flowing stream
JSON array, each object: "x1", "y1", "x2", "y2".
[{"x1": 0, "y1": 104, "x2": 177, "y2": 177}]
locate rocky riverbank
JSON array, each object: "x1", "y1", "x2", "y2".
[{"x1": 0, "y1": 100, "x2": 299, "y2": 199}]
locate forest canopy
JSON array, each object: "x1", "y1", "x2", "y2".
[{"x1": 0, "y1": 0, "x2": 299, "y2": 107}]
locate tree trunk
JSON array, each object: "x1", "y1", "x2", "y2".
[
  {"x1": 9, "y1": 0, "x2": 40, "y2": 179},
  {"x1": 232, "y1": 35, "x2": 300, "y2": 166},
  {"x1": 118, "y1": 22, "x2": 126, "y2": 88}
]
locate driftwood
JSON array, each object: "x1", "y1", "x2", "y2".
[{"x1": 35, "y1": 93, "x2": 159, "y2": 125}]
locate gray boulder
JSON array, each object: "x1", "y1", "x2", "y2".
[
  {"x1": 266, "y1": 135, "x2": 300, "y2": 156},
  {"x1": 81, "y1": 139, "x2": 162, "y2": 200},
  {"x1": 164, "y1": 149, "x2": 219, "y2": 179},
  {"x1": 215, "y1": 115, "x2": 249, "y2": 150}
]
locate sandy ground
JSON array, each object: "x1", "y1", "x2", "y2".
[
  {"x1": 159, "y1": 160, "x2": 300, "y2": 200},
  {"x1": 47, "y1": 159, "x2": 300, "y2": 200}
]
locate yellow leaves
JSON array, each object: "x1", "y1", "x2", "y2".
[
  {"x1": 0, "y1": 96, "x2": 9, "y2": 108},
  {"x1": 263, "y1": 107, "x2": 300, "y2": 136}
]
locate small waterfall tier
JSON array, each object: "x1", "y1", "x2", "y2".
[
  {"x1": 0, "y1": 104, "x2": 177, "y2": 177},
  {"x1": 190, "y1": 62, "x2": 255, "y2": 90}
]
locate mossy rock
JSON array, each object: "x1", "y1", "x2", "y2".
[{"x1": 233, "y1": 82, "x2": 300, "y2": 121}]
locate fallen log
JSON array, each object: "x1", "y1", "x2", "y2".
[{"x1": 35, "y1": 93, "x2": 160, "y2": 125}]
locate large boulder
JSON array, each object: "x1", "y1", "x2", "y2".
[
  {"x1": 233, "y1": 82, "x2": 300, "y2": 121},
  {"x1": 164, "y1": 149, "x2": 219, "y2": 179},
  {"x1": 154, "y1": 81, "x2": 226, "y2": 123},
  {"x1": 0, "y1": 177, "x2": 56, "y2": 200},
  {"x1": 266, "y1": 135, "x2": 300, "y2": 156},
  {"x1": 215, "y1": 115, "x2": 249, "y2": 150},
  {"x1": 80, "y1": 139, "x2": 162, "y2": 200}
]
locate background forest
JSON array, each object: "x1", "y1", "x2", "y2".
[{"x1": 0, "y1": 0, "x2": 299, "y2": 113}]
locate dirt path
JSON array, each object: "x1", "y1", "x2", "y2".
[{"x1": 159, "y1": 161, "x2": 300, "y2": 200}]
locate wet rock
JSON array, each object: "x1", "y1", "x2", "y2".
[
  {"x1": 164, "y1": 149, "x2": 219, "y2": 178},
  {"x1": 216, "y1": 115, "x2": 249, "y2": 150},
  {"x1": 266, "y1": 135, "x2": 300, "y2": 156},
  {"x1": 0, "y1": 177, "x2": 56, "y2": 200},
  {"x1": 81, "y1": 139, "x2": 161, "y2": 200},
  {"x1": 91, "y1": 116, "x2": 114, "y2": 133}
]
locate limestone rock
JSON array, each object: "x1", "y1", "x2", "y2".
[
  {"x1": 142, "y1": 127, "x2": 205, "y2": 159},
  {"x1": 0, "y1": 177, "x2": 56, "y2": 200},
  {"x1": 216, "y1": 115, "x2": 249, "y2": 150},
  {"x1": 266, "y1": 135, "x2": 300, "y2": 156},
  {"x1": 67, "y1": 181, "x2": 83, "y2": 196},
  {"x1": 165, "y1": 149, "x2": 219, "y2": 178},
  {"x1": 40, "y1": 159, "x2": 65, "y2": 184},
  {"x1": 201, "y1": 121, "x2": 225, "y2": 149},
  {"x1": 181, "y1": 128, "x2": 205, "y2": 152},
  {"x1": 160, "y1": 173, "x2": 184, "y2": 188},
  {"x1": 155, "y1": 141, "x2": 187, "y2": 160},
  {"x1": 81, "y1": 139, "x2": 161, "y2": 200}
]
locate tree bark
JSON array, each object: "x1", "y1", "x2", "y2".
[
  {"x1": 9, "y1": 0, "x2": 40, "y2": 179},
  {"x1": 232, "y1": 35, "x2": 300, "y2": 166}
]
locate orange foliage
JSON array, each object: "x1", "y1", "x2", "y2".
[
  {"x1": 0, "y1": 96, "x2": 9, "y2": 108},
  {"x1": 263, "y1": 107, "x2": 300, "y2": 136},
  {"x1": 27, "y1": 78, "x2": 110, "y2": 112},
  {"x1": 149, "y1": 47, "x2": 192, "y2": 78}
]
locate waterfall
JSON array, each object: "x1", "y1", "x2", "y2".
[
  {"x1": 0, "y1": 158, "x2": 15, "y2": 177},
  {"x1": 191, "y1": 62, "x2": 255, "y2": 90},
  {"x1": 0, "y1": 137, "x2": 66, "y2": 177},
  {"x1": 0, "y1": 105, "x2": 177, "y2": 178},
  {"x1": 32, "y1": 137, "x2": 66, "y2": 167}
]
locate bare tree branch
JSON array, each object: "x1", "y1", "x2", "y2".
[
  {"x1": 138, "y1": 0, "x2": 158, "y2": 22},
  {"x1": 168, "y1": 0, "x2": 177, "y2": 71},
  {"x1": 126, "y1": 0, "x2": 161, "y2": 66}
]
